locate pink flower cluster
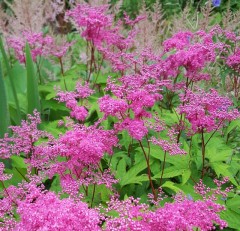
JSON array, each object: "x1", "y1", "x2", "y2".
[
  {"x1": 56, "y1": 82, "x2": 94, "y2": 121},
  {"x1": 7, "y1": 31, "x2": 72, "y2": 63},
  {"x1": 103, "y1": 195, "x2": 227, "y2": 230},
  {"x1": 0, "y1": 182, "x2": 101, "y2": 231},
  {"x1": 99, "y1": 72, "x2": 166, "y2": 140},
  {"x1": 0, "y1": 162, "x2": 12, "y2": 181},
  {"x1": 179, "y1": 88, "x2": 240, "y2": 133},
  {"x1": 0, "y1": 110, "x2": 50, "y2": 159},
  {"x1": 161, "y1": 29, "x2": 225, "y2": 85},
  {"x1": 227, "y1": 48, "x2": 240, "y2": 73},
  {"x1": 66, "y1": 4, "x2": 113, "y2": 47},
  {"x1": 57, "y1": 124, "x2": 118, "y2": 166},
  {"x1": 66, "y1": 3, "x2": 140, "y2": 73},
  {"x1": 15, "y1": 192, "x2": 101, "y2": 231}
]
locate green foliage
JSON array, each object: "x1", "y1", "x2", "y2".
[
  {"x1": 0, "y1": 62, "x2": 9, "y2": 137},
  {"x1": 25, "y1": 43, "x2": 41, "y2": 115},
  {"x1": 0, "y1": 37, "x2": 21, "y2": 124}
]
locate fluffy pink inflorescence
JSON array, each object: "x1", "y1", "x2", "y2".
[
  {"x1": 7, "y1": 31, "x2": 72, "y2": 63},
  {"x1": 179, "y1": 88, "x2": 240, "y2": 133},
  {"x1": 226, "y1": 48, "x2": 240, "y2": 73},
  {"x1": 15, "y1": 191, "x2": 101, "y2": 231},
  {"x1": 57, "y1": 124, "x2": 118, "y2": 166},
  {"x1": 66, "y1": 4, "x2": 113, "y2": 46},
  {"x1": 148, "y1": 199, "x2": 227, "y2": 230},
  {"x1": 56, "y1": 82, "x2": 94, "y2": 121},
  {"x1": 0, "y1": 162, "x2": 12, "y2": 181},
  {"x1": 161, "y1": 29, "x2": 225, "y2": 84},
  {"x1": 98, "y1": 95, "x2": 128, "y2": 117},
  {"x1": 163, "y1": 31, "x2": 193, "y2": 51},
  {"x1": 115, "y1": 118, "x2": 148, "y2": 141},
  {"x1": 150, "y1": 137, "x2": 186, "y2": 155},
  {"x1": 104, "y1": 195, "x2": 227, "y2": 231},
  {"x1": 0, "y1": 110, "x2": 50, "y2": 159}
]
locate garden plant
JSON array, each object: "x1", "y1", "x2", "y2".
[{"x1": 0, "y1": 0, "x2": 240, "y2": 230}]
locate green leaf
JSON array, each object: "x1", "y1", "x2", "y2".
[
  {"x1": 11, "y1": 155, "x2": 26, "y2": 168},
  {"x1": 205, "y1": 136, "x2": 232, "y2": 162},
  {"x1": 161, "y1": 181, "x2": 182, "y2": 193},
  {"x1": 220, "y1": 209, "x2": 240, "y2": 230},
  {"x1": 121, "y1": 130, "x2": 132, "y2": 150},
  {"x1": 150, "y1": 145, "x2": 190, "y2": 168},
  {"x1": 211, "y1": 162, "x2": 238, "y2": 186},
  {"x1": 3, "y1": 168, "x2": 27, "y2": 187},
  {"x1": 226, "y1": 119, "x2": 240, "y2": 134},
  {"x1": 0, "y1": 62, "x2": 9, "y2": 137},
  {"x1": 154, "y1": 166, "x2": 185, "y2": 178},
  {"x1": 25, "y1": 43, "x2": 41, "y2": 114},
  {"x1": 116, "y1": 158, "x2": 127, "y2": 179},
  {"x1": 120, "y1": 159, "x2": 153, "y2": 187},
  {"x1": 50, "y1": 175, "x2": 62, "y2": 193},
  {"x1": 226, "y1": 196, "x2": 240, "y2": 213},
  {"x1": 181, "y1": 169, "x2": 191, "y2": 185},
  {"x1": 109, "y1": 151, "x2": 129, "y2": 171},
  {"x1": 0, "y1": 37, "x2": 21, "y2": 124}
]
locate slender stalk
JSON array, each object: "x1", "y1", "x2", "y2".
[
  {"x1": 177, "y1": 77, "x2": 192, "y2": 143},
  {"x1": 160, "y1": 151, "x2": 167, "y2": 186},
  {"x1": 201, "y1": 129, "x2": 205, "y2": 179},
  {"x1": 204, "y1": 120, "x2": 224, "y2": 147},
  {"x1": 87, "y1": 44, "x2": 95, "y2": 83},
  {"x1": 59, "y1": 57, "x2": 67, "y2": 91},
  {"x1": 90, "y1": 184, "x2": 96, "y2": 208},
  {"x1": 139, "y1": 141, "x2": 157, "y2": 201}
]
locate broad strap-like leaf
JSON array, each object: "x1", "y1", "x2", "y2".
[
  {"x1": 0, "y1": 62, "x2": 9, "y2": 137},
  {"x1": 0, "y1": 37, "x2": 21, "y2": 124},
  {"x1": 25, "y1": 43, "x2": 41, "y2": 114}
]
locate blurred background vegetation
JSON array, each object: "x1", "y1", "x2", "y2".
[{"x1": 1, "y1": 0, "x2": 240, "y2": 19}]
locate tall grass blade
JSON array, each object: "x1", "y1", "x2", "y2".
[
  {"x1": 0, "y1": 62, "x2": 9, "y2": 137},
  {"x1": 26, "y1": 44, "x2": 41, "y2": 114},
  {"x1": 0, "y1": 37, "x2": 21, "y2": 124},
  {"x1": 25, "y1": 43, "x2": 41, "y2": 114}
]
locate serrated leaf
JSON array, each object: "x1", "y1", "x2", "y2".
[
  {"x1": 211, "y1": 162, "x2": 238, "y2": 186},
  {"x1": 161, "y1": 181, "x2": 181, "y2": 193},
  {"x1": 149, "y1": 145, "x2": 190, "y2": 168},
  {"x1": 120, "y1": 159, "x2": 153, "y2": 187},
  {"x1": 154, "y1": 166, "x2": 185, "y2": 178}
]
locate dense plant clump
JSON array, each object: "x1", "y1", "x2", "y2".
[{"x1": 0, "y1": 0, "x2": 240, "y2": 230}]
